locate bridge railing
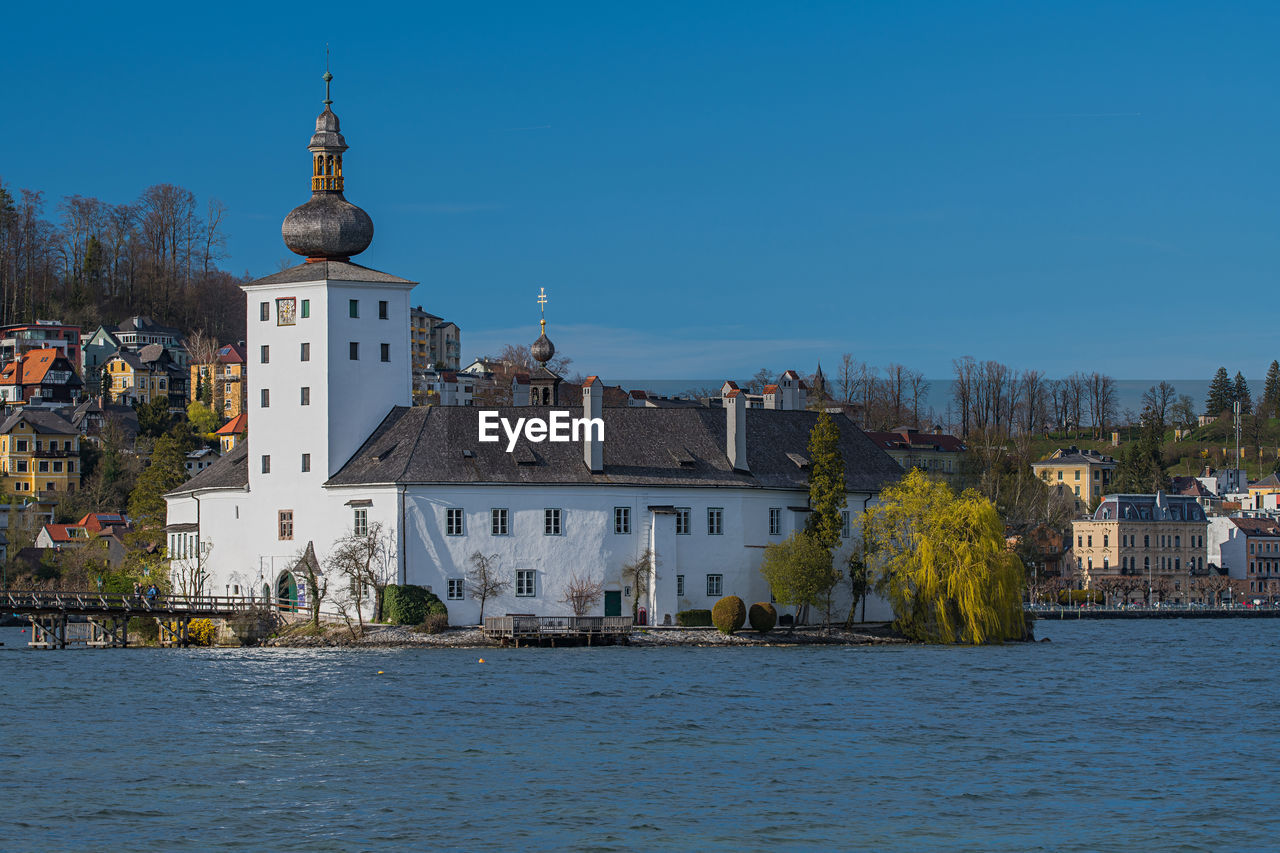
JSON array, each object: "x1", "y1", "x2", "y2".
[{"x1": 0, "y1": 590, "x2": 265, "y2": 614}]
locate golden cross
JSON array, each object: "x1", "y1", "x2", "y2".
[{"x1": 537, "y1": 287, "x2": 548, "y2": 313}]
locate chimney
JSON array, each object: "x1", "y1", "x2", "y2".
[
  {"x1": 582, "y1": 376, "x2": 603, "y2": 473},
  {"x1": 13, "y1": 351, "x2": 22, "y2": 403},
  {"x1": 726, "y1": 389, "x2": 748, "y2": 472}
]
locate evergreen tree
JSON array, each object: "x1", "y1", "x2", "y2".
[
  {"x1": 1233, "y1": 372, "x2": 1253, "y2": 415},
  {"x1": 1262, "y1": 361, "x2": 1280, "y2": 420},
  {"x1": 127, "y1": 434, "x2": 190, "y2": 527},
  {"x1": 1112, "y1": 421, "x2": 1170, "y2": 494},
  {"x1": 805, "y1": 410, "x2": 847, "y2": 550},
  {"x1": 1205, "y1": 367, "x2": 1233, "y2": 418}
]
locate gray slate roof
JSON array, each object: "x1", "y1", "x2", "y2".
[
  {"x1": 0, "y1": 409, "x2": 78, "y2": 435},
  {"x1": 250, "y1": 260, "x2": 415, "y2": 286},
  {"x1": 326, "y1": 406, "x2": 904, "y2": 491},
  {"x1": 167, "y1": 442, "x2": 249, "y2": 495}
]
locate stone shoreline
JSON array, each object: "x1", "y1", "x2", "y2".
[{"x1": 263, "y1": 623, "x2": 909, "y2": 648}]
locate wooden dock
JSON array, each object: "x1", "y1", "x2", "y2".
[
  {"x1": 483, "y1": 614, "x2": 633, "y2": 646},
  {"x1": 1, "y1": 590, "x2": 264, "y2": 649}
]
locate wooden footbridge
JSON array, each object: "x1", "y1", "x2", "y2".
[
  {"x1": 1, "y1": 590, "x2": 265, "y2": 649},
  {"x1": 483, "y1": 614, "x2": 633, "y2": 646}
]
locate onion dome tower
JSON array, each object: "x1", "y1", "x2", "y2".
[
  {"x1": 528, "y1": 287, "x2": 560, "y2": 405},
  {"x1": 281, "y1": 70, "x2": 375, "y2": 261},
  {"x1": 531, "y1": 286, "x2": 556, "y2": 365}
]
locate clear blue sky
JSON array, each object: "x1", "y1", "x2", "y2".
[{"x1": 4, "y1": 1, "x2": 1276, "y2": 380}]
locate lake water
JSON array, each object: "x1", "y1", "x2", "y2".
[{"x1": 1, "y1": 620, "x2": 1277, "y2": 851}]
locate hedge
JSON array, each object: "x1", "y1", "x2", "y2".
[
  {"x1": 676, "y1": 609, "x2": 713, "y2": 627},
  {"x1": 384, "y1": 585, "x2": 449, "y2": 626},
  {"x1": 1056, "y1": 589, "x2": 1104, "y2": 606},
  {"x1": 748, "y1": 602, "x2": 777, "y2": 633},
  {"x1": 711, "y1": 595, "x2": 746, "y2": 635}
]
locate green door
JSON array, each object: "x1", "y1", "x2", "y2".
[{"x1": 604, "y1": 590, "x2": 622, "y2": 617}]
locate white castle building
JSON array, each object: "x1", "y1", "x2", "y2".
[{"x1": 164, "y1": 78, "x2": 904, "y2": 625}]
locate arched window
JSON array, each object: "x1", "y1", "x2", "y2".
[{"x1": 326, "y1": 155, "x2": 334, "y2": 176}]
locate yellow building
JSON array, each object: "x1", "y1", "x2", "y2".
[
  {"x1": 0, "y1": 409, "x2": 81, "y2": 496},
  {"x1": 105, "y1": 344, "x2": 189, "y2": 411},
  {"x1": 1071, "y1": 493, "x2": 1208, "y2": 604},
  {"x1": 190, "y1": 343, "x2": 247, "y2": 419},
  {"x1": 1032, "y1": 446, "x2": 1117, "y2": 513}
]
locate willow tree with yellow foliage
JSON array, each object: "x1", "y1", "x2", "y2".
[{"x1": 865, "y1": 468, "x2": 1027, "y2": 644}]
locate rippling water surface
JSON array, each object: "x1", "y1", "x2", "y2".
[{"x1": 1, "y1": 620, "x2": 1277, "y2": 851}]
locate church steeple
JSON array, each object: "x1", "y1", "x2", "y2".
[{"x1": 281, "y1": 68, "x2": 374, "y2": 261}]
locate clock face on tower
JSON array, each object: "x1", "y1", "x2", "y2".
[{"x1": 276, "y1": 297, "x2": 297, "y2": 326}]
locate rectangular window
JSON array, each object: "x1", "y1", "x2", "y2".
[
  {"x1": 301, "y1": 299, "x2": 310, "y2": 318},
  {"x1": 278, "y1": 510, "x2": 293, "y2": 540},
  {"x1": 706, "y1": 574, "x2": 723, "y2": 597},
  {"x1": 381, "y1": 343, "x2": 390, "y2": 362},
  {"x1": 707, "y1": 508, "x2": 723, "y2": 535},
  {"x1": 614, "y1": 506, "x2": 631, "y2": 534},
  {"x1": 378, "y1": 300, "x2": 389, "y2": 319},
  {"x1": 301, "y1": 453, "x2": 311, "y2": 472},
  {"x1": 15, "y1": 440, "x2": 26, "y2": 452},
  {"x1": 353, "y1": 508, "x2": 368, "y2": 537},
  {"x1": 349, "y1": 342, "x2": 359, "y2": 360},
  {"x1": 516, "y1": 570, "x2": 536, "y2": 597},
  {"x1": 261, "y1": 455, "x2": 270, "y2": 474},
  {"x1": 260, "y1": 302, "x2": 270, "y2": 321},
  {"x1": 349, "y1": 299, "x2": 359, "y2": 318},
  {"x1": 38, "y1": 461, "x2": 49, "y2": 473},
  {"x1": 447, "y1": 578, "x2": 464, "y2": 600},
  {"x1": 301, "y1": 387, "x2": 311, "y2": 406},
  {"x1": 261, "y1": 388, "x2": 270, "y2": 408},
  {"x1": 544, "y1": 508, "x2": 562, "y2": 536},
  {"x1": 300, "y1": 342, "x2": 311, "y2": 361},
  {"x1": 841, "y1": 510, "x2": 851, "y2": 538},
  {"x1": 491, "y1": 508, "x2": 509, "y2": 536},
  {"x1": 675, "y1": 507, "x2": 691, "y2": 535},
  {"x1": 769, "y1": 507, "x2": 781, "y2": 536},
  {"x1": 260, "y1": 345, "x2": 269, "y2": 364},
  {"x1": 677, "y1": 575, "x2": 685, "y2": 597},
  {"x1": 446, "y1": 507, "x2": 464, "y2": 536}
]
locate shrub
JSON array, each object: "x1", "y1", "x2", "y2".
[
  {"x1": 711, "y1": 595, "x2": 746, "y2": 635},
  {"x1": 188, "y1": 618, "x2": 217, "y2": 646},
  {"x1": 419, "y1": 612, "x2": 449, "y2": 634},
  {"x1": 676, "y1": 609, "x2": 713, "y2": 627},
  {"x1": 748, "y1": 602, "x2": 777, "y2": 633},
  {"x1": 383, "y1": 585, "x2": 447, "y2": 625}
]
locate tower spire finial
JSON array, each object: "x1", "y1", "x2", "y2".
[
  {"x1": 537, "y1": 287, "x2": 548, "y2": 334},
  {"x1": 323, "y1": 45, "x2": 333, "y2": 107}
]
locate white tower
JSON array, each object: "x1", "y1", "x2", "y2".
[{"x1": 243, "y1": 71, "x2": 415, "y2": 500}]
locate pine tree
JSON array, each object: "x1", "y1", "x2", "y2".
[
  {"x1": 805, "y1": 410, "x2": 847, "y2": 550},
  {"x1": 1112, "y1": 421, "x2": 1170, "y2": 494},
  {"x1": 1234, "y1": 372, "x2": 1253, "y2": 415},
  {"x1": 1263, "y1": 361, "x2": 1280, "y2": 420},
  {"x1": 1206, "y1": 367, "x2": 1233, "y2": 418}
]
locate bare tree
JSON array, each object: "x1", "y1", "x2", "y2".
[
  {"x1": 292, "y1": 541, "x2": 326, "y2": 629},
  {"x1": 325, "y1": 521, "x2": 395, "y2": 624},
  {"x1": 953, "y1": 356, "x2": 976, "y2": 438},
  {"x1": 1085, "y1": 373, "x2": 1116, "y2": 438},
  {"x1": 621, "y1": 547, "x2": 657, "y2": 621},
  {"x1": 907, "y1": 369, "x2": 930, "y2": 428},
  {"x1": 465, "y1": 551, "x2": 510, "y2": 623},
  {"x1": 1018, "y1": 369, "x2": 1047, "y2": 435},
  {"x1": 1141, "y1": 381, "x2": 1177, "y2": 431},
  {"x1": 560, "y1": 572, "x2": 605, "y2": 616},
  {"x1": 170, "y1": 539, "x2": 213, "y2": 598},
  {"x1": 836, "y1": 353, "x2": 859, "y2": 404}
]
